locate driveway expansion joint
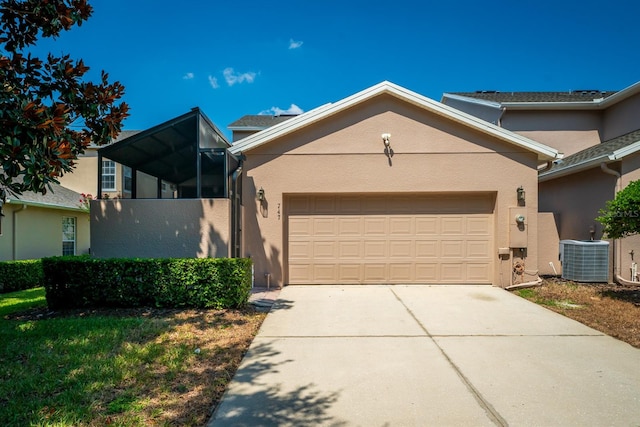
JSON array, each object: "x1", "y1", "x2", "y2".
[{"x1": 390, "y1": 286, "x2": 509, "y2": 427}]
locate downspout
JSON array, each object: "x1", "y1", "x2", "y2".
[
  {"x1": 230, "y1": 160, "x2": 243, "y2": 258},
  {"x1": 600, "y1": 162, "x2": 621, "y2": 283},
  {"x1": 12, "y1": 204, "x2": 27, "y2": 260},
  {"x1": 497, "y1": 106, "x2": 506, "y2": 127},
  {"x1": 537, "y1": 161, "x2": 553, "y2": 173}
]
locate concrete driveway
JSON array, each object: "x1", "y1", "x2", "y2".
[{"x1": 209, "y1": 285, "x2": 640, "y2": 426}]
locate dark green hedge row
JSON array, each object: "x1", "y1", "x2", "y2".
[
  {"x1": 0, "y1": 259, "x2": 44, "y2": 293},
  {"x1": 42, "y1": 257, "x2": 253, "y2": 310}
]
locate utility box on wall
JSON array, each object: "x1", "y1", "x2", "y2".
[{"x1": 559, "y1": 240, "x2": 609, "y2": 282}]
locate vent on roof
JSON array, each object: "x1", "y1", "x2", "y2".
[
  {"x1": 572, "y1": 90, "x2": 603, "y2": 95},
  {"x1": 559, "y1": 240, "x2": 609, "y2": 282},
  {"x1": 475, "y1": 90, "x2": 498, "y2": 94}
]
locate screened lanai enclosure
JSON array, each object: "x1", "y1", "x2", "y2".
[
  {"x1": 97, "y1": 108, "x2": 240, "y2": 199},
  {"x1": 91, "y1": 108, "x2": 243, "y2": 259}
]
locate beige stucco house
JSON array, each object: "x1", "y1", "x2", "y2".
[
  {"x1": 89, "y1": 82, "x2": 561, "y2": 288},
  {"x1": 443, "y1": 81, "x2": 640, "y2": 283},
  {"x1": 230, "y1": 81, "x2": 560, "y2": 287},
  {"x1": 0, "y1": 183, "x2": 90, "y2": 261}
]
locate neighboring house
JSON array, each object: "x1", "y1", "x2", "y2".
[
  {"x1": 58, "y1": 130, "x2": 140, "y2": 199},
  {"x1": 229, "y1": 81, "x2": 560, "y2": 287},
  {"x1": 228, "y1": 114, "x2": 298, "y2": 142},
  {"x1": 58, "y1": 130, "x2": 176, "y2": 199},
  {"x1": 0, "y1": 182, "x2": 89, "y2": 261},
  {"x1": 442, "y1": 81, "x2": 640, "y2": 282}
]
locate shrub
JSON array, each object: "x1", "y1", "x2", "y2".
[
  {"x1": 42, "y1": 257, "x2": 252, "y2": 310},
  {"x1": 0, "y1": 259, "x2": 44, "y2": 293},
  {"x1": 597, "y1": 179, "x2": 640, "y2": 238}
]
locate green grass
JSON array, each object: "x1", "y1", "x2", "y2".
[
  {"x1": 0, "y1": 287, "x2": 47, "y2": 317},
  {"x1": 516, "y1": 288, "x2": 581, "y2": 309},
  {"x1": 0, "y1": 289, "x2": 182, "y2": 426}
]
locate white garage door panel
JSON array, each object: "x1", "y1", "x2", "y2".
[{"x1": 287, "y1": 194, "x2": 494, "y2": 284}]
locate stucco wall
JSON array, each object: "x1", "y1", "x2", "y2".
[
  {"x1": 614, "y1": 154, "x2": 640, "y2": 281},
  {"x1": 90, "y1": 199, "x2": 230, "y2": 258},
  {"x1": 58, "y1": 152, "x2": 100, "y2": 195},
  {"x1": 603, "y1": 92, "x2": 640, "y2": 141},
  {"x1": 0, "y1": 204, "x2": 89, "y2": 261},
  {"x1": 501, "y1": 110, "x2": 602, "y2": 157},
  {"x1": 539, "y1": 167, "x2": 617, "y2": 241},
  {"x1": 241, "y1": 95, "x2": 541, "y2": 287},
  {"x1": 537, "y1": 212, "x2": 561, "y2": 276}
]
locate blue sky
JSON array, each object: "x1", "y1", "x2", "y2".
[{"x1": 33, "y1": 0, "x2": 640, "y2": 140}]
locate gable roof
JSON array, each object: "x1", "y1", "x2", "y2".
[
  {"x1": 6, "y1": 181, "x2": 86, "y2": 212},
  {"x1": 539, "y1": 129, "x2": 640, "y2": 182},
  {"x1": 229, "y1": 81, "x2": 561, "y2": 161},
  {"x1": 443, "y1": 81, "x2": 640, "y2": 111}
]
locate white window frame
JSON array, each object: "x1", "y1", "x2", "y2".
[
  {"x1": 102, "y1": 160, "x2": 116, "y2": 191},
  {"x1": 62, "y1": 217, "x2": 76, "y2": 256}
]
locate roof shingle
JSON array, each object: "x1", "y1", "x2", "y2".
[{"x1": 448, "y1": 91, "x2": 617, "y2": 103}]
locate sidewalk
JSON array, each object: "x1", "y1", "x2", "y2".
[{"x1": 248, "y1": 286, "x2": 281, "y2": 312}]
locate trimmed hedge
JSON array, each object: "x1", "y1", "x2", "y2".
[
  {"x1": 0, "y1": 259, "x2": 44, "y2": 293},
  {"x1": 42, "y1": 257, "x2": 253, "y2": 310}
]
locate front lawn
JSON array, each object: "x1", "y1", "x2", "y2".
[{"x1": 0, "y1": 289, "x2": 266, "y2": 426}]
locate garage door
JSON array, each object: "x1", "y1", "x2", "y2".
[{"x1": 287, "y1": 194, "x2": 494, "y2": 284}]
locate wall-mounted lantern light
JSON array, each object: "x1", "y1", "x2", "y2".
[
  {"x1": 517, "y1": 186, "x2": 525, "y2": 204},
  {"x1": 256, "y1": 187, "x2": 265, "y2": 202},
  {"x1": 381, "y1": 133, "x2": 391, "y2": 148}
]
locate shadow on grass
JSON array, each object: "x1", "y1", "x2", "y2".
[{"x1": 600, "y1": 288, "x2": 640, "y2": 306}]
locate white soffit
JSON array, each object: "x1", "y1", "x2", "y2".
[{"x1": 230, "y1": 81, "x2": 560, "y2": 161}]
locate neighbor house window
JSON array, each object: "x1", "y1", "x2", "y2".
[
  {"x1": 102, "y1": 160, "x2": 116, "y2": 191},
  {"x1": 62, "y1": 217, "x2": 76, "y2": 256},
  {"x1": 123, "y1": 166, "x2": 132, "y2": 193}
]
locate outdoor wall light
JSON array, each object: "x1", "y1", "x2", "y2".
[
  {"x1": 381, "y1": 133, "x2": 391, "y2": 148},
  {"x1": 256, "y1": 187, "x2": 265, "y2": 202},
  {"x1": 517, "y1": 186, "x2": 525, "y2": 203}
]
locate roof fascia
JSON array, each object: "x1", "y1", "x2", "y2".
[
  {"x1": 441, "y1": 93, "x2": 504, "y2": 109},
  {"x1": 231, "y1": 82, "x2": 560, "y2": 161},
  {"x1": 539, "y1": 156, "x2": 610, "y2": 182},
  {"x1": 610, "y1": 140, "x2": 640, "y2": 160},
  {"x1": 599, "y1": 81, "x2": 640, "y2": 108},
  {"x1": 502, "y1": 101, "x2": 603, "y2": 110},
  {"x1": 6, "y1": 198, "x2": 85, "y2": 213}
]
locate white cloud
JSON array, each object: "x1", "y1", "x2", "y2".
[
  {"x1": 183, "y1": 72, "x2": 194, "y2": 80},
  {"x1": 208, "y1": 75, "x2": 219, "y2": 89},
  {"x1": 223, "y1": 67, "x2": 257, "y2": 86},
  {"x1": 260, "y1": 103, "x2": 304, "y2": 116},
  {"x1": 289, "y1": 38, "x2": 303, "y2": 49}
]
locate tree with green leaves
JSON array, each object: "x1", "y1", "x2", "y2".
[
  {"x1": 597, "y1": 180, "x2": 640, "y2": 239},
  {"x1": 0, "y1": 0, "x2": 129, "y2": 202}
]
